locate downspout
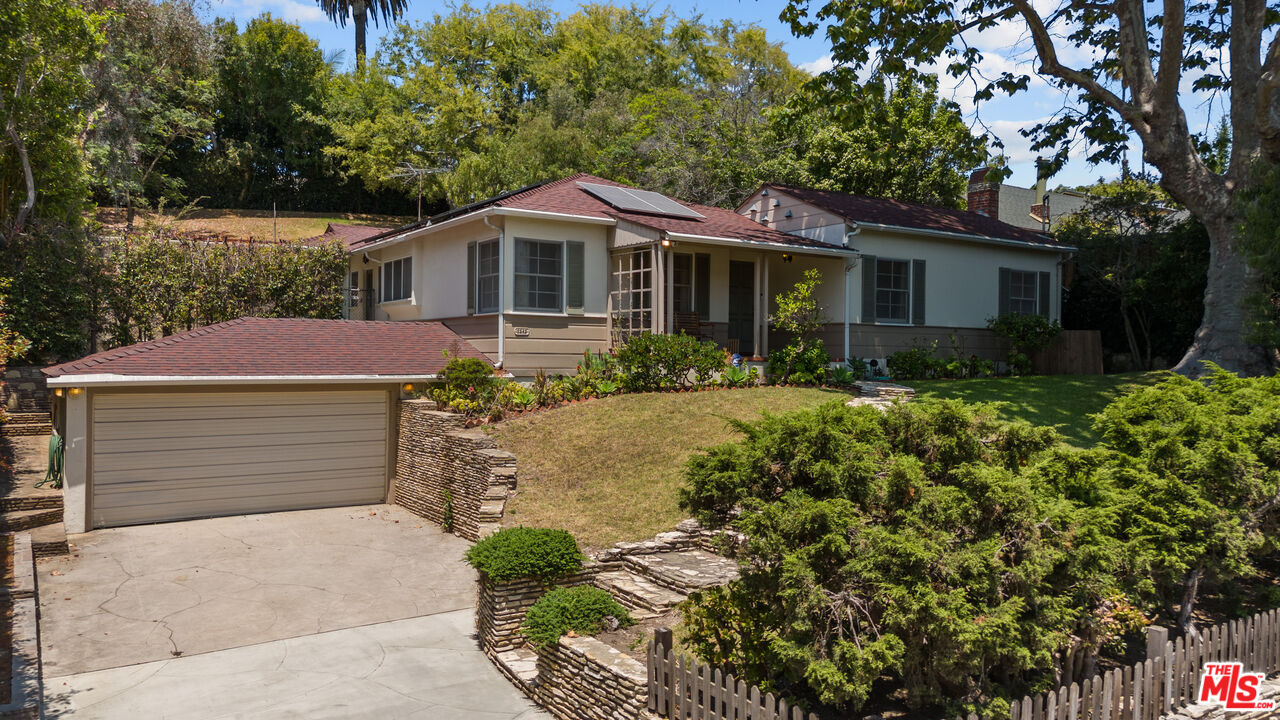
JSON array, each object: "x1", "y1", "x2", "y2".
[
  {"x1": 484, "y1": 214, "x2": 505, "y2": 368},
  {"x1": 843, "y1": 224, "x2": 862, "y2": 366}
]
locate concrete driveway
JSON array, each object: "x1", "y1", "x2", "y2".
[{"x1": 37, "y1": 505, "x2": 548, "y2": 719}]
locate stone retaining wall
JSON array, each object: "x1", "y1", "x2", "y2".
[
  {"x1": 532, "y1": 636, "x2": 649, "y2": 720},
  {"x1": 476, "y1": 569, "x2": 600, "y2": 656},
  {"x1": 1, "y1": 534, "x2": 41, "y2": 719},
  {"x1": 394, "y1": 400, "x2": 516, "y2": 541},
  {"x1": 476, "y1": 569, "x2": 651, "y2": 720},
  {"x1": 0, "y1": 368, "x2": 49, "y2": 413}
]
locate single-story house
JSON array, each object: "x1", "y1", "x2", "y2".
[
  {"x1": 347, "y1": 173, "x2": 1073, "y2": 375},
  {"x1": 43, "y1": 317, "x2": 489, "y2": 532}
]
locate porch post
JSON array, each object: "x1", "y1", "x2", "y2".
[
  {"x1": 760, "y1": 255, "x2": 769, "y2": 358},
  {"x1": 652, "y1": 242, "x2": 664, "y2": 334},
  {"x1": 844, "y1": 258, "x2": 852, "y2": 363},
  {"x1": 665, "y1": 248, "x2": 674, "y2": 334}
]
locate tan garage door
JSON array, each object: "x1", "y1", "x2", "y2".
[{"x1": 91, "y1": 389, "x2": 390, "y2": 528}]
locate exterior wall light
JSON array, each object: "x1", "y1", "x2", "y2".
[
  {"x1": 402, "y1": 383, "x2": 415, "y2": 394},
  {"x1": 660, "y1": 238, "x2": 672, "y2": 248},
  {"x1": 68, "y1": 388, "x2": 83, "y2": 396},
  {"x1": 782, "y1": 253, "x2": 794, "y2": 263},
  {"x1": 54, "y1": 388, "x2": 64, "y2": 397}
]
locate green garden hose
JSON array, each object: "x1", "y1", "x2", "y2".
[{"x1": 37, "y1": 430, "x2": 63, "y2": 489}]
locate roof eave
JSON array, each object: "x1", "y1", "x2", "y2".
[
  {"x1": 45, "y1": 373, "x2": 451, "y2": 388},
  {"x1": 666, "y1": 231, "x2": 855, "y2": 257},
  {"x1": 852, "y1": 220, "x2": 1074, "y2": 252},
  {"x1": 348, "y1": 207, "x2": 617, "y2": 254}
]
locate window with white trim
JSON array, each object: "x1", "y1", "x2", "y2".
[
  {"x1": 1008, "y1": 270, "x2": 1040, "y2": 316},
  {"x1": 514, "y1": 239, "x2": 563, "y2": 312},
  {"x1": 874, "y1": 259, "x2": 911, "y2": 322},
  {"x1": 610, "y1": 249, "x2": 652, "y2": 339},
  {"x1": 477, "y1": 240, "x2": 500, "y2": 313},
  {"x1": 381, "y1": 257, "x2": 412, "y2": 302}
]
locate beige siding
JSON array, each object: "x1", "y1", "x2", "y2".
[
  {"x1": 441, "y1": 314, "x2": 501, "y2": 357},
  {"x1": 503, "y1": 314, "x2": 608, "y2": 376},
  {"x1": 89, "y1": 389, "x2": 390, "y2": 528},
  {"x1": 612, "y1": 220, "x2": 662, "y2": 249},
  {"x1": 740, "y1": 189, "x2": 847, "y2": 244}
]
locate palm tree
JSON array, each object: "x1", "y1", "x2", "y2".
[{"x1": 317, "y1": 0, "x2": 408, "y2": 68}]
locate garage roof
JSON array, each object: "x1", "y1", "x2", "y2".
[{"x1": 43, "y1": 317, "x2": 491, "y2": 386}]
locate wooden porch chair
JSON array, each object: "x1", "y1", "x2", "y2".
[{"x1": 673, "y1": 312, "x2": 704, "y2": 339}]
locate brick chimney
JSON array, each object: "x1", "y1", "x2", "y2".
[{"x1": 967, "y1": 168, "x2": 1000, "y2": 219}]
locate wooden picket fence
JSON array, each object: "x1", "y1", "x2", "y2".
[
  {"x1": 1006, "y1": 609, "x2": 1280, "y2": 720},
  {"x1": 649, "y1": 608, "x2": 1280, "y2": 720},
  {"x1": 647, "y1": 639, "x2": 819, "y2": 720}
]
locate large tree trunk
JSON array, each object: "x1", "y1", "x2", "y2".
[{"x1": 1171, "y1": 211, "x2": 1273, "y2": 376}]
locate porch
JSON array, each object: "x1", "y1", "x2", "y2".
[{"x1": 605, "y1": 231, "x2": 854, "y2": 360}]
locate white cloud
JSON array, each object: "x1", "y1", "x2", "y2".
[
  {"x1": 212, "y1": 0, "x2": 327, "y2": 24},
  {"x1": 798, "y1": 55, "x2": 835, "y2": 76}
]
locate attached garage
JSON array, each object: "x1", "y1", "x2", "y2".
[
  {"x1": 43, "y1": 317, "x2": 493, "y2": 533},
  {"x1": 90, "y1": 389, "x2": 392, "y2": 528}
]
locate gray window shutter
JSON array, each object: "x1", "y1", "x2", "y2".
[
  {"x1": 998, "y1": 267, "x2": 1011, "y2": 316},
  {"x1": 695, "y1": 253, "x2": 711, "y2": 321},
  {"x1": 466, "y1": 241, "x2": 476, "y2": 315},
  {"x1": 565, "y1": 241, "x2": 585, "y2": 314},
  {"x1": 911, "y1": 259, "x2": 926, "y2": 326},
  {"x1": 861, "y1": 255, "x2": 877, "y2": 323},
  {"x1": 1038, "y1": 270, "x2": 1051, "y2": 318}
]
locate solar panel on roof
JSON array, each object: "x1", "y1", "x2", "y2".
[{"x1": 577, "y1": 182, "x2": 705, "y2": 220}]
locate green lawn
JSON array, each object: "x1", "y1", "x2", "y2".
[
  {"x1": 906, "y1": 371, "x2": 1168, "y2": 446},
  {"x1": 490, "y1": 387, "x2": 853, "y2": 548},
  {"x1": 490, "y1": 374, "x2": 1167, "y2": 548}
]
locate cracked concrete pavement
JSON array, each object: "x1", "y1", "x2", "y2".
[
  {"x1": 43, "y1": 609, "x2": 548, "y2": 719},
  {"x1": 36, "y1": 504, "x2": 547, "y2": 718}
]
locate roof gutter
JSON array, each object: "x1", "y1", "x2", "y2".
[
  {"x1": 666, "y1": 231, "x2": 855, "y2": 257},
  {"x1": 351, "y1": 207, "x2": 616, "y2": 254},
  {"x1": 832, "y1": 220, "x2": 1076, "y2": 253},
  {"x1": 45, "y1": 373, "x2": 448, "y2": 388}
]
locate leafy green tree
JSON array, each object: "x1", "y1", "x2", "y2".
[
  {"x1": 766, "y1": 268, "x2": 831, "y2": 383},
  {"x1": 759, "y1": 76, "x2": 987, "y2": 208},
  {"x1": 1058, "y1": 177, "x2": 1209, "y2": 370},
  {"x1": 317, "y1": 0, "x2": 408, "y2": 68},
  {"x1": 0, "y1": 0, "x2": 103, "y2": 235},
  {"x1": 1238, "y1": 161, "x2": 1280, "y2": 356},
  {"x1": 187, "y1": 16, "x2": 339, "y2": 209},
  {"x1": 0, "y1": 223, "x2": 105, "y2": 362},
  {"x1": 80, "y1": 0, "x2": 217, "y2": 220},
  {"x1": 779, "y1": 0, "x2": 1280, "y2": 375}
]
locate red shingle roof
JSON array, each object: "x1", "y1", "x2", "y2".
[
  {"x1": 761, "y1": 184, "x2": 1059, "y2": 247},
  {"x1": 43, "y1": 318, "x2": 489, "y2": 379},
  {"x1": 303, "y1": 223, "x2": 395, "y2": 249},
  {"x1": 349, "y1": 174, "x2": 850, "y2": 252}
]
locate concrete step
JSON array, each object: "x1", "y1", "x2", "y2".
[
  {"x1": 1, "y1": 423, "x2": 51, "y2": 437},
  {"x1": 29, "y1": 522, "x2": 68, "y2": 557},
  {"x1": 622, "y1": 549, "x2": 740, "y2": 595},
  {"x1": 478, "y1": 499, "x2": 505, "y2": 521},
  {"x1": 0, "y1": 507, "x2": 62, "y2": 533},
  {"x1": 594, "y1": 570, "x2": 687, "y2": 619},
  {"x1": 0, "y1": 494, "x2": 62, "y2": 512},
  {"x1": 483, "y1": 483, "x2": 510, "y2": 500}
]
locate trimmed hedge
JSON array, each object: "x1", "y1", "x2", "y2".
[
  {"x1": 521, "y1": 585, "x2": 634, "y2": 646},
  {"x1": 464, "y1": 527, "x2": 586, "y2": 583}
]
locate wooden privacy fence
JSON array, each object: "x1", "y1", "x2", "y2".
[
  {"x1": 647, "y1": 637, "x2": 818, "y2": 720},
  {"x1": 1008, "y1": 609, "x2": 1280, "y2": 720}
]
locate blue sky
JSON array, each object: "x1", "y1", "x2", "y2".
[{"x1": 202, "y1": 0, "x2": 1227, "y2": 192}]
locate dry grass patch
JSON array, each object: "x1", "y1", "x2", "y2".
[
  {"x1": 96, "y1": 207, "x2": 410, "y2": 242},
  {"x1": 489, "y1": 387, "x2": 852, "y2": 549}
]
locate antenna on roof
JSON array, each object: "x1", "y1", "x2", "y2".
[{"x1": 390, "y1": 157, "x2": 450, "y2": 221}]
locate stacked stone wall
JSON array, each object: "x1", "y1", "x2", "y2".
[{"x1": 394, "y1": 400, "x2": 516, "y2": 540}]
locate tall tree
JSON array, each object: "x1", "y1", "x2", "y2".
[
  {"x1": 0, "y1": 0, "x2": 102, "y2": 236},
  {"x1": 317, "y1": 0, "x2": 408, "y2": 68},
  {"x1": 781, "y1": 0, "x2": 1280, "y2": 375},
  {"x1": 79, "y1": 0, "x2": 217, "y2": 222},
  {"x1": 760, "y1": 75, "x2": 987, "y2": 208}
]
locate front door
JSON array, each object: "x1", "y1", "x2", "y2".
[
  {"x1": 727, "y1": 260, "x2": 755, "y2": 356},
  {"x1": 363, "y1": 269, "x2": 375, "y2": 321}
]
